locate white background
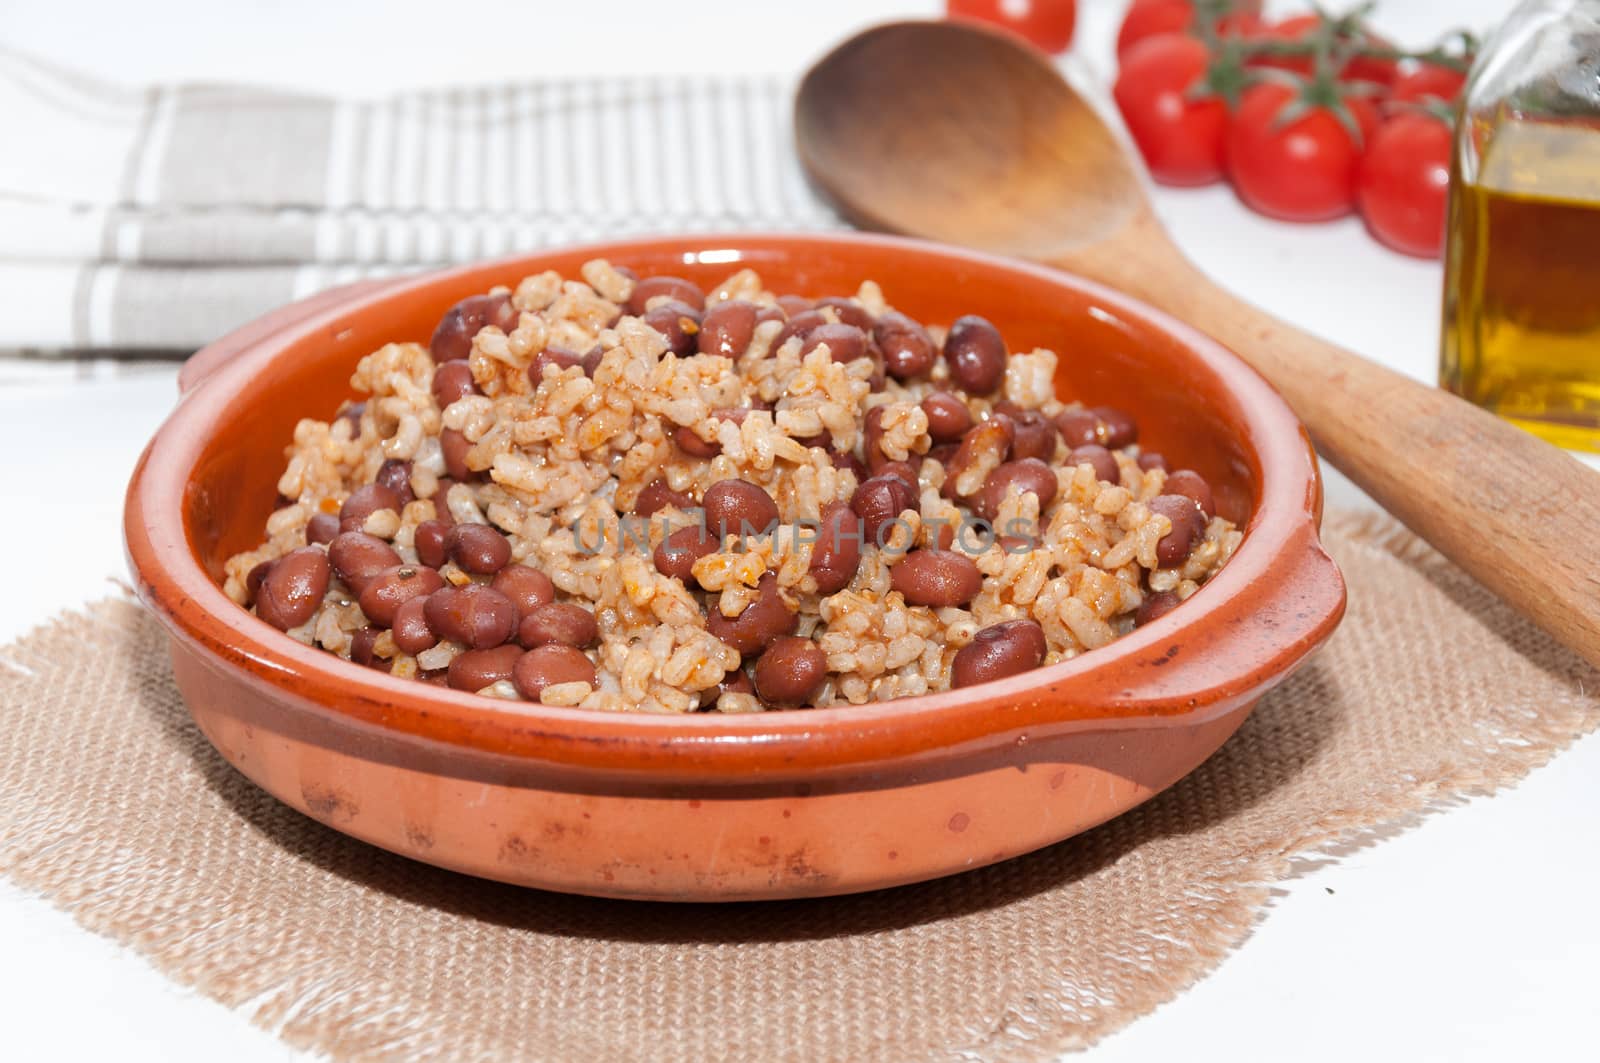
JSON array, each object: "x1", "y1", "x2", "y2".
[{"x1": 6, "y1": 1, "x2": 1599, "y2": 1061}]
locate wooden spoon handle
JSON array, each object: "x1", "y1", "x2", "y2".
[{"x1": 1053, "y1": 228, "x2": 1600, "y2": 671}]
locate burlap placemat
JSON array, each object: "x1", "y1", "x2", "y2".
[{"x1": 2, "y1": 510, "x2": 1596, "y2": 1062}]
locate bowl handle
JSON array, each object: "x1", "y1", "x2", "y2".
[
  {"x1": 177, "y1": 279, "x2": 395, "y2": 395},
  {"x1": 1097, "y1": 528, "x2": 1348, "y2": 725}
]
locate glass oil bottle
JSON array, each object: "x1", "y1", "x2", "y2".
[{"x1": 1441, "y1": 0, "x2": 1600, "y2": 452}]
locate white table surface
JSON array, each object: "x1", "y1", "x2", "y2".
[{"x1": 6, "y1": 1, "x2": 1598, "y2": 1060}]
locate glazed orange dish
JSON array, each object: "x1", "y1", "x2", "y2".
[{"x1": 225, "y1": 262, "x2": 1240, "y2": 711}]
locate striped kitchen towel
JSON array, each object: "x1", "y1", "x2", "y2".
[{"x1": 0, "y1": 46, "x2": 844, "y2": 352}]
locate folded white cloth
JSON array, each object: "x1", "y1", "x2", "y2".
[{"x1": 0, "y1": 46, "x2": 843, "y2": 350}]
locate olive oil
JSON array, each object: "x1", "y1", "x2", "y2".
[{"x1": 1442, "y1": 118, "x2": 1600, "y2": 452}]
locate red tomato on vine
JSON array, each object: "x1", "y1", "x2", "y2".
[
  {"x1": 1358, "y1": 110, "x2": 1453, "y2": 257},
  {"x1": 1117, "y1": 0, "x2": 1265, "y2": 58},
  {"x1": 1114, "y1": 34, "x2": 1233, "y2": 186},
  {"x1": 1392, "y1": 62, "x2": 1469, "y2": 103},
  {"x1": 946, "y1": 0, "x2": 1077, "y2": 54},
  {"x1": 1251, "y1": 13, "x2": 1398, "y2": 88},
  {"x1": 1226, "y1": 81, "x2": 1379, "y2": 222}
]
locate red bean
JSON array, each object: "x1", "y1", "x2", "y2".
[
  {"x1": 339, "y1": 483, "x2": 402, "y2": 534},
  {"x1": 777, "y1": 294, "x2": 813, "y2": 318},
  {"x1": 674, "y1": 424, "x2": 721, "y2": 458},
  {"x1": 256, "y1": 547, "x2": 331, "y2": 631},
  {"x1": 1136, "y1": 590, "x2": 1182, "y2": 627},
  {"x1": 713, "y1": 667, "x2": 755, "y2": 707},
  {"x1": 976, "y1": 458, "x2": 1058, "y2": 520},
  {"x1": 391, "y1": 596, "x2": 438, "y2": 655},
  {"x1": 448, "y1": 644, "x2": 526, "y2": 692},
  {"x1": 890, "y1": 549, "x2": 982, "y2": 607},
  {"x1": 429, "y1": 480, "x2": 458, "y2": 523},
  {"x1": 799, "y1": 323, "x2": 869, "y2": 363},
  {"x1": 772, "y1": 309, "x2": 827, "y2": 352},
  {"x1": 706, "y1": 574, "x2": 796, "y2": 656},
  {"x1": 1164, "y1": 469, "x2": 1216, "y2": 520},
  {"x1": 305, "y1": 512, "x2": 339, "y2": 546},
  {"x1": 632, "y1": 479, "x2": 696, "y2": 517},
  {"x1": 349, "y1": 626, "x2": 390, "y2": 672},
  {"x1": 862, "y1": 405, "x2": 892, "y2": 473},
  {"x1": 654, "y1": 525, "x2": 719, "y2": 583},
  {"x1": 581, "y1": 344, "x2": 605, "y2": 377},
  {"x1": 851, "y1": 474, "x2": 917, "y2": 546},
  {"x1": 810, "y1": 501, "x2": 863, "y2": 595},
  {"x1": 517, "y1": 602, "x2": 599, "y2": 649},
  {"x1": 358, "y1": 564, "x2": 445, "y2": 627},
  {"x1": 375, "y1": 459, "x2": 415, "y2": 507},
  {"x1": 943, "y1": 315, "x2": 1007, "y2": 395},
  {"x1": 490, "y1": 564, "x2": 556, "y2": 620},
  {"x1": 993, "y1": 402, "x2": 1058, "y2": 462},
  {"x1": 424, "y1": 585, "x2": 517, "y2": 649},
  {"x1": 626, "y1": 275, "x2": 705, "y2": 315},
  {"x1": 328, "y1": 531, "x2": 401, "y2": 594},
  {"x1": 1149, "y1": 494, "x2": 1208, "y2": 567},
  {"x1": 1053, "y1": 408, "x2": 1100, "y2": 447},
  {"x1": 813, "y1": 296, "x2": 876, "y2": 330},
  {"x1": 414, "y1": 519, "x2": 450, "y2": 568},
  {"x1": 430, "y1": 293, "x2": 518, "y2": 363},
  {"x1": 703, "y1": 479, "x2": 779, "y2": 537},
  {"x1": 641, "y1": 300, "x2": 703, "y2": 356},
  {"x1": 698, "y1": 300, "x2": 760, "y2": 357},
  {"x1": 445, "y1": 523, "x2": 512, "y2": 574},
  {"x1": 1093, "y1": 406, "x2": 1139, "y2": 448},
  {"x1": 528, "y1": 346, "x2": 586, "y2": 384},
  {"x1": 941, "y1": 419, "x2": 1015, "y2": 501},
  {"x1": 440, "y1": 428, "x2": 482, "y2": 483},
  {"x1": 512, "y1": 644, "x2": 597, "y2": 701},
  {"x1": 876, "y1": 460, "x2": 920, "y2": 496},
  {"x1": 921, "y1": 394, "x2": 970, "y2": 445},
  {"x1": 753, "y1": 636, "x2": 828, "y2": 707},
  {"x1": 867, "y1": 361, "x2": 888, "y2": 393},
  {"x1": 830, "y1": 449, "x2": 869, "y2": 481},
  {"x1": 1138, "y1": 452, "x2": 1169, "y2": 472},
  {"x1": 431, "y1": 359, "x2": 480, "y2": 408},
  {"x1": 998, "y1": 534, "x2": 1038, "y2": 554},
  {"x1": 875, "y1": 311, "x2": 937, "y2": 379},
  {"x1": 245, "y1": 559, "x2": 275, "y2": 606},
  {"x1": 951, "y1": 619, "x2": 1047, "y2": 688},
  {"x1": 1067, "y1": 444, "x2": 1120, "y2": 486}
]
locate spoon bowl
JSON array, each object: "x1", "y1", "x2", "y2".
[
  {"x1": 796, "y1": 19, "x2": 1600, "y2": 673},
  {"x1": 797, "y1": 21, "x2": 1139, "y2": 255}
]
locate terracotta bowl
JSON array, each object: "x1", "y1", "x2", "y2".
[{"x1": 125, "y1": 233, "x2": 1345, "y2": 901}]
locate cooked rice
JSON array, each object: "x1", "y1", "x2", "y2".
[{"x1": 226, "y1": 262, "x2": 1241, "y2": 712}]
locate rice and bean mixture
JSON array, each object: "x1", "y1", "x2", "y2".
[{"x1": 226, "y1": 262, "x2": 1241, "y2": 712}]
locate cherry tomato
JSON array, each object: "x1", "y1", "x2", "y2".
[
  {"x1": 1116, "y1": 0, "x2": 1263, "y2": 59},
  {"x1": 1251, "y1": 14, "x2": 1398, "y2": 88},
  {"x1": 948, "y1": 0, "x2": 1077, "y2": 54},
  {"x1": 1117, "y1": 0, "x2": 1192, "y2": 57},
  {"x1": 1357, "y1": 111, "x2": 1453, "y2": 257},
  {"x1": 1392, "y1": 62, "x2": 1469, "y2": 104},
  {"x1": 1216, "y1": 9, "x2": 1268, "y2": 38},
  {"x1": 1114, "y1": 34, "x2": 1230, "y2": 186},
  {"x1": 1226, "y1": 82, "x2": 1378, "y2": 222}
]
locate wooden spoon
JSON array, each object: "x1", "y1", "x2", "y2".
[{"x1": 795, "y1": 19, "x2": 1600, "y2": 670}]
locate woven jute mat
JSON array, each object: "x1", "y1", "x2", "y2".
[{"x1": 2, "y1": 510, "x2": 1597, "y2": 1062}]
